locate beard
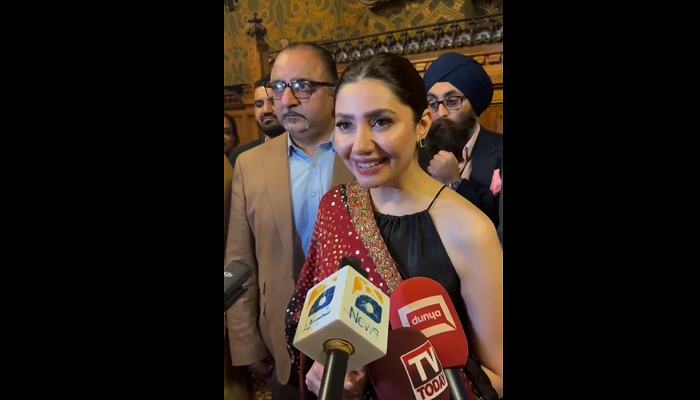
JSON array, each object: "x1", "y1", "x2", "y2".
[
  {"x1": 426, "y1": 113, "x2": 479, "y2": 163},
  {"x1": 281, "y1": 111, "x2": 310, "y2": 135},
  {"x1": 258, "y1": 115, "x2": 286, "y2": 138}
]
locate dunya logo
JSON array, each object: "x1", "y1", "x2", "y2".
[{"x1": 397, "y1": 296, "x2": 457, "y2": 338}]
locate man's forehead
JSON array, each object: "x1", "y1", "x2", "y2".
[
  {"x1": 253, "y1": 87, "x2": 269, "y2": 101},
  {"x1": 271, "y1": 49, "x2": 324, "y2": 81},
  {"x1": 427, "y1": 82, "x2": 463, "y2": 97}
]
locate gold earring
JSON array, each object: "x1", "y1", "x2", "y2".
[{"x1": 419, "y1": 138, "x2": 427, "y2": 148}]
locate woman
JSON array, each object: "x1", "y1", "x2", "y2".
[
  {"x1": 285, "y1": 53, "x2": 504, "y2": 399},
  {"x1": 224, "y1": 112, "x2": 240, "y2": 158}
]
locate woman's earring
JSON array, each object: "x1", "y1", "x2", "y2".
[{"x1": 419, "y1": 138, "x2": 427, "y2": 148}]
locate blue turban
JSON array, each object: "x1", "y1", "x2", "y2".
[{"x1": 424, "y1": 53, "x2": 494, "y2": 117}]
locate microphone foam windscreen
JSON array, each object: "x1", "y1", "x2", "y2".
[
  {"x1": 389, "y1": 277, "x2": 469, "y2": 368},
  {"x1": 368, "y1": 328, "x2": 450, "y2": 400}
]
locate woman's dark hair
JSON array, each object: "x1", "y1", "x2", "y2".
[
  {"x1": 224, "y1": 112, "x2": 240, "y2": 148},
  {"x1": 335, "y1": 53, "x2": 428, "y2": 124}
]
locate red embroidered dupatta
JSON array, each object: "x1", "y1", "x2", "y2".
[
  {"x1": 284, "y1": 181, "x2": 403, "y2": 398},
  {"x1": 284, "y1": 182, "x2": 483, "y2": 400}
]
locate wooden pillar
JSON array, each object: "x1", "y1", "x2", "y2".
[{"x1": 246, "y1": 13, "x2": 270, "y2": 87}]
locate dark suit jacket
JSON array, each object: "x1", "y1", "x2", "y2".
[
  {"x1": 420, "y1": 127, "x2": 503, "y2": 226},
  {"x1": 228, "y1": 137, "x2": 265, "y2": 169}
]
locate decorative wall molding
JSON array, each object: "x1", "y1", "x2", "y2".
[
  {"x1": 224, "y1": 89, "x2": 245, "y2": 111},
  {"x1": 268, "y1": 14, "x2": 503, "y2": 69},
  {"x1": 225, "y1": 12, "x2": 505, "y2": 145},
  {"x1": 359, "y1": 0, "x2": 394, "y2": 7},
  {"x1": 223, "y1": 0, "x2": 239, "y2": 13},
  {"x1": 245, "y1": 13, "x2": 267, "y2": 40}
]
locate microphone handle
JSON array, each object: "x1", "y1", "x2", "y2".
[
  {"x1": 445, "y1": 368, "x2": 471, "y2": 400},
  {"x1": 318, "y1": 348, "x2": 351, "y2": 400}
]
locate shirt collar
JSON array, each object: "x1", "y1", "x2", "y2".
[
  {"x1": 288, "y1": 131, "x2": 336, "y2": 156},
  {"x1": 463, "y1": 125, "x2": 481, "y2": 161}
]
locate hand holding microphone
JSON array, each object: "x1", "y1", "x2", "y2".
[
  {"x1": 306, "y1": 362, "x2": 367, "y2": 399},
  {"x1": 294, "y1": 257, "x2": 391, "y2": 400}
]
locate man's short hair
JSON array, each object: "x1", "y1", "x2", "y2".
[
  {"x1": 254, "y1": 75, "x2": 271, "y2": 89},
  {"x1": 277, "y1": 42, "x2": 339, "y2": 83}
]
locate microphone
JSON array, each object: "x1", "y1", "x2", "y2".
[
  {"x1": 390, "y1": 277, "x2": 471, "y2": 400},
  {"x1": 368, "y1": 328, "x2": 450, "y2": 400},
  {"x1": 293, "y1": 257, "x2": 391, "y2": 400},
  {"x1": 224, "y1": 260, "x2": 252, "y2": 313}
]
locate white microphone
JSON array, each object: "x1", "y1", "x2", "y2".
[{"x1": 294, "y1": 257, "x2": 391, "y2": 400}]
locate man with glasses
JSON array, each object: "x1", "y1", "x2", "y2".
[
  {"x1": 224, "y1": 43, "x2": 354, "y2": 400},
  {"x1": 421, "y1": 52, "x2": 503, "y2": 227}
]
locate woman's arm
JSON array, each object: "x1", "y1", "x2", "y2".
[{"x1": 437, "y1": 195, "x2": 504, "y2": 398}]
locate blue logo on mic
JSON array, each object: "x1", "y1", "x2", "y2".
[
  {"x1": 355, "y1": 295, "x2": 382, "y2": 324},
  {"x1": 308, "y1": 286, "x2": 336, "y2": 317}
]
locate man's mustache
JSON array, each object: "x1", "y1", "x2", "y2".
[{"x1": 283, "y1": 112, "x2": 306, "y2": 119}]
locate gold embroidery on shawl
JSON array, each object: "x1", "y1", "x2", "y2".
[{"x1": 343, "y1": 182, "x2": 403, "y2": 294}]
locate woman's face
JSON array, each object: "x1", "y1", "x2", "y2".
[
  {"x1": 224, "y1": 116, "x2": 235, "y2": 156},
  {"x1": 334, "y1": 79, "x2": 430, "y2": 189}
]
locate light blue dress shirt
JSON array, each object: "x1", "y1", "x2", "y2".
[{"x1": 288, "y1": 133, "x2": 336, "y2": 257}]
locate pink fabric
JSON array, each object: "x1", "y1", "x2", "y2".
[
  {"x1": 491, "y1": 169, "x2": 502, "y2": 196},
  {"x1": 460, "y1": 126, "x2": 481, "y2": 180}
]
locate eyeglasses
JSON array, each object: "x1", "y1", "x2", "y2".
[
  {"x1": 428, "y1": 97, "x2": 466, "y2": 113},
  {"x1": 266, "y1": 80, "x2": 335, "y2": 100}
]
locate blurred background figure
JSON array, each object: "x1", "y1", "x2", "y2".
[
  {"x1": 224, "y1": 112, "x2": 240, "y2": 159},
  {"x1": 229, "y1": 76, "x2": 286, "y2": 168}
]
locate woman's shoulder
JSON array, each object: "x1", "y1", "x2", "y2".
[
  {"x1": 433, "y1": 188, "x2": 498, "y2": 243},
  {"x1": 432, "y1": 188, "x2": 503, "y2": 280}
]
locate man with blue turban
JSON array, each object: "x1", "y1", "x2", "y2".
[{"x1": 421, "y1": 52, "x2": 503, "y2": 228}]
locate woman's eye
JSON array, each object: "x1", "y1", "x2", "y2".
[
  {"x1": 335, "y1": 122, "x2": 352, "y2": 130},
  {"x1": 372, "y1": 118, "x2": 392, "y2": 128}
]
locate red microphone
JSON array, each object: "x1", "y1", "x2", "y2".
[
  {"x1": 368, "y1": 328, "x2": 450, "y2": 400},
  {"x1": 390, "y1": 277, "x2": 472, "y2": 400}
]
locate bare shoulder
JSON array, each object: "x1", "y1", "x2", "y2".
[
  {"x1": 431, "y1": 186, "x2": 504, "y2": 394},
  {"x1": 432, "y1": 188, "x2": 498, "y2": 244},
  {"x1": 430, "y1": 187, "x2": 502, "y2": 278}
]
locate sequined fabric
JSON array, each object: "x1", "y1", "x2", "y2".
[
  {"x1": 252, "y1": 379, "x2": 272, "y2": 400},
  {"x1": 344, "y1": 182, "x2": 404, "y2": 295},
  {"x1": 285, "y1": 183, "x2": 402, "y2": 399}
]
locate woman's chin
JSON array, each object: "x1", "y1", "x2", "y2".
[{"x1": 355, "y1": 175, "x2": 387, "y2": 190}]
